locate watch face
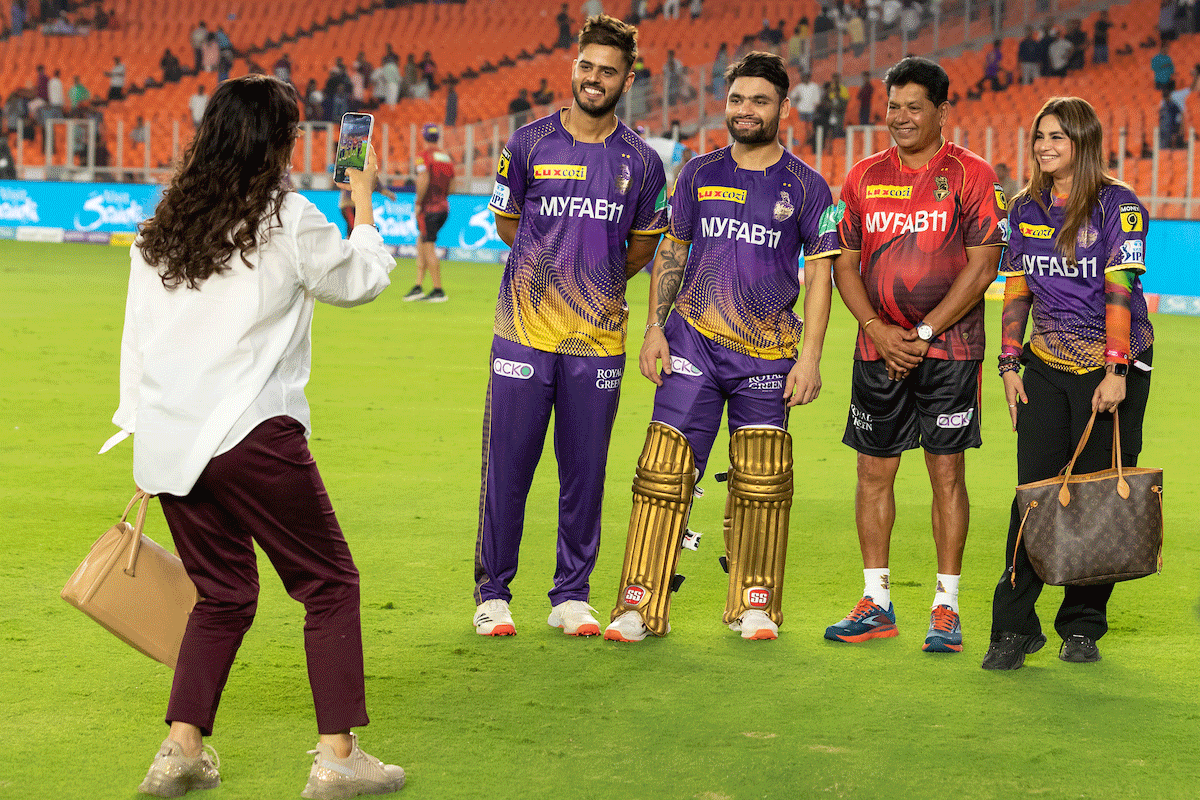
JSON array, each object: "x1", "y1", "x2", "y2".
[{"x1": 917, "y1": 324, "x2": 933, "y2": 341}]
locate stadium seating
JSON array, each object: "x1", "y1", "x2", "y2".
[{"x1": 0, "y1": 0, "x2": 1194, "y2": 216}]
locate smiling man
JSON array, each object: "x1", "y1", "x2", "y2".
[
  {"x1": 604, "y1": 52, "x2": 839, "y2": 643},
  {"x1": 474, "y1": 15, "x2": 668, "y2": 638},
  {"x1": 827, "y1": 57, "x2": 1007, "y2": 654}
]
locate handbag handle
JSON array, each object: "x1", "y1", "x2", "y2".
[
  {"x1": 1057, "y1": 408, "x2": 1127, "y2": 506},
  {"x1": 122, "y1": 490, "x2": 151, "y2": 577}
]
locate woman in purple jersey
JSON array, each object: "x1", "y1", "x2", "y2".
[{"x1": 982, "y1": 97, "x2": 1154, "y2": 671}]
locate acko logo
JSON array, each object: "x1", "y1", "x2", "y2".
[
  {"x1": 493, "y1": 358, "x2": 535, "y2": 379},
  {"x1": 670, "y1": 356, "x2": 703, "y2": 376},
  {"x1": 623, "y1": 585, "x2": 646, "y2": 606},
  {"x1": 595, "y1": 367, "x2": 623, "y2": 390},
  {"x1": 865, "y1": 184, "x2": 913, "y2": 200},
  {"x1": 936, "y1": 408, "x2": 974, "y2": 429},
  {"x1": 746, "y1": 587, "x2": 771, "y2": 608}
]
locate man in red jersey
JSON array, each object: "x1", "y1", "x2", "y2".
[
  {"x1": 825, "y1": 57, "x2": 1007, "y2": 654},
  {"x1": 402, "y1": 122, "x2": 456, "y2": 302}
]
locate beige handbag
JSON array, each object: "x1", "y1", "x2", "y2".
[{"x1": 61, "y1": 490, "x2": 198, "y2": 669}]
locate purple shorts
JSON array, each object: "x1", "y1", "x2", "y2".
[{"x1": 652, "y1": 314, "x2": 793, "y2": 477}]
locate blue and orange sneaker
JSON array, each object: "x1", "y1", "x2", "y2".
[
  {"x1": 824, "y1": 597, "x2": 898, "y2": 642},
  {"x1": 922, "y1": 604, "x2": 963, "y2": 653}
]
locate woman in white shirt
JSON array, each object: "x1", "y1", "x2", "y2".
[{"x1": 120, "y1": 75, "x2": 405, "y2": 799}]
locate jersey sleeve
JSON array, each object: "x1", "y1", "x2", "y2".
[
  {"x1": 998, "y1": 203, "x2": 1024, "y2": 277},
  {"x1": 799, "y1": 176, "x2": 840, "y2": 260},
  {"x1": 836, "y1": 166, "x2": 863, "y2": 251},
  {"x1": 488, "y1": 135, "x2": 524, "y2": 219},
  {"x1": 666, "y1": 160, "x2": 698, "y2": 243},
  {"x1": 961, "y1": 158, "x2": 1007, "y2": 248},
  {"x1": 630, "y1": 150, "x2": 669, "y2": 235},
  {"x1": 1101, "y1": 190, "x2": 1147, "y2": 276}
]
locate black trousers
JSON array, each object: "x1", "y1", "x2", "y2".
[{"x1": 990, "y1": 346, "x2": 1152, "y2": 641}]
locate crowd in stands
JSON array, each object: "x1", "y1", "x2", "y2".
[{"x1": 0, "y1": 0, "x2": 1197, "y2": 181}]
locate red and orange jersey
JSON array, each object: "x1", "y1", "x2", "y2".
[
  {"x1": 416, "y1": 147, "x2": 455, "y2": 214},
  {"x1": 838, "y1": 141, "x2": 1007, "y2": 361}
]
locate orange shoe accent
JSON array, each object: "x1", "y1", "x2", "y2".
[
  {"x1": 562, "y1": 622, "x2": 601, "y2": 637},
  {"x1": 922, "y1": 641, "x2": 963, "y2": 652},
  {"x1": 478, "y1": 624, "x2": 516, "y2": 636},
  {"x1": 603, "y1": 629, "x2": 638, "y2": 642},
  {"x1": 831, "y1": 624, "x2": 899, "y2": 643},
  {"x1": 744, "y1": 628, "x2": 778, "y2": 640}
]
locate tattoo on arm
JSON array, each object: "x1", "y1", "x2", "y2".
[{"x1": 655, "y1": 240, "x2": 687, "y2": 325}]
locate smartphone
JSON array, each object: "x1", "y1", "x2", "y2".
[{"x1": 334, "y1": 112, "x2": 374, "y2": 185}]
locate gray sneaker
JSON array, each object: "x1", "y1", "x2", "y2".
[
  {"x1": 421, "y1": 288, "x2": 448, "y2": 303},
  {"x1": 137, "y1": 739, "x2": 220, "y2": 797},
  {"x1": 300, "y1": 732, "x2": 405, "y2": 799}
]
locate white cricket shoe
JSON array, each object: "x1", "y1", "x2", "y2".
[
  {"x1": 729, "y1": 609, "x2": 778, "y2": 640},
  {"x1": 473, "y1": 598, "x2": 516, "y2": 636},
  {"x1": 604, "y1": 609, "x2": 651, "y2": 642},
  {"x1": 547, "y1": 600, "x2": 602, "y2": 636},
  {"x1": 300, "y1": 732, "x2": 405, "y2": 799}
]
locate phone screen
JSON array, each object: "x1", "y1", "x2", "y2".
[{"x1": 334, "y1": 113, "x2": 374, "y2": 184}]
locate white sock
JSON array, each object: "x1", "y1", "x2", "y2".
[
  {"x1": 863, "y1": 568, "x2": 890, "y2": 608},
  {"x1": 933, "y1": 573, "x2": 960, "y2": 612}
]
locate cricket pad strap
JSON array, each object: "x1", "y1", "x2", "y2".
[
  {"x1": 722, "y1": 426, "x2": 793, "y2": 627},
  {"x1": 612, "y1": 422, "x2": 695, "y2": 637}
]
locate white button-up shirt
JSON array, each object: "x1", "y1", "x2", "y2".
[{"x1": 111, "y1": 191, "x2": 395, "y2": 496}]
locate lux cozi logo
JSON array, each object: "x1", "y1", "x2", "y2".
[{"x1": 534, "y1": 164, "x2": 587, "y2": 180}]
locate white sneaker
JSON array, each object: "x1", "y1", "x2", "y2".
[
  {"x1": 300, "y1": 732, "x2": 405, "y2": 799},
  {"x1": 547, "y1": 600, "x2": 601, "y2": 636},
  {"x1": 473, "y1": 598, "x2": 516, "y2": 636},
  {"x1": 603, "y1": 609, "x2": 651, "y2": 642},
  {"x1": 729, "y1": 609, "x2": 778, "y2": 640},
  {"x1": 137, "y1": 739, "x2": 220, "y2": 797}
]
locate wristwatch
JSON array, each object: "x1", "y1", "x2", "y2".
[
  {"x1": 915, "y1": 320, "x2": 935, "y2": 342},
  {"x1": 1108, "y1": 362, "x2": 1129, "y2": 377}
]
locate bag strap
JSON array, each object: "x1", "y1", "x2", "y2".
[
  {"x1": 1057, "y1": 411, "x2": 1096, "y2": 506},
  {"x1": 1112, "y1": 408, "x2": 1130, "y2": 499},
  {"x1": 1010, "y1": 500, "x2": 1038, "y2": 588},
  {"x1": 1153, "y1": 484, "x2": 1164, "y2": 574},
  {"x1": 122, "y1": 490, "x2": 151, "y2": 577}
]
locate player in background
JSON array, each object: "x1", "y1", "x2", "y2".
[
  {"x1": 827, "y1": 57, "x2": 1006, "y2": 653},
  {"x1": 338, "y1": 178, "x2": 395, "y2": 238},
  {"x1": 604, "y1": 51, "x2": 839, "y2": 643},
  {"x1": 402, "y1": 122, "x2": 456, "y2": 303},
  {"x1": 473, "y1": 15, "x2": 668, "y2": 637},
  {"x1": 640, "y1": 120, "x2": 693, "y2": 191}
]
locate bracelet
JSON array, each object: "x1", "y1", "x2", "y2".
[
  {"x1": 1104, "y1": 348, "x2": 1130, "y2": 363},
  {"x1": 997, "y1": 353, "x2": 1021, "y2": 377},
  {"x1": 644, "y1": 321, "x2": 665, "y2": 335},
  {"x1": 862, "y1": 316, "x2": 879, "y2": 331}
]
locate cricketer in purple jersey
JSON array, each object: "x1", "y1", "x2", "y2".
[
  {"x1": 999, "y1": 185, "x2": 1153, "y2": 373},
  {"x1": 651, "y1": 146, "x2": 840, "y2": 474},
  {"x1": 476, "y1": 110, "x2": 668, "y2": 609},
  {"x1": 667, "y1": 146, "x2": 840, "y2": 360},
  {"x1": 488, "y1": 112, "x2": 669, "y2": 356}
]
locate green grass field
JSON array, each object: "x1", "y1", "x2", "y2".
[{"x1": 3, "y1": 240, "x2": 1198, "y2": 799}]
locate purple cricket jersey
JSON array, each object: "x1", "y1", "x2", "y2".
[
  {"x1": 1000, "y1": 185, "x2": 1154, "y2": 372},
  {"x1": 488, "y1": 112, "x2": 668, "y2": 356},
  {"x1": 667, "y1": 146, "x2": 840, "y2": 360}
]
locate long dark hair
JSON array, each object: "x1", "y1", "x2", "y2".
[
  {"x1": 1019, "y1": 96, "x2": 1127, "y2": 261},
  {"x1": 138, "y1": 75, "x2": 300, "y2": 289}
]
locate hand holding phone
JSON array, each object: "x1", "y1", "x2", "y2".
[{"x1": 333, "y1": 112, "x2": 374, "y2": 185}]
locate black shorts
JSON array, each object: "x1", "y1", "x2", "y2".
[
  {"x1": 842, "y1": 358, "x2": 982, "y2": 457},
  {"x1": 419, "y1": 210, "x2": 448, "y2": 243}
]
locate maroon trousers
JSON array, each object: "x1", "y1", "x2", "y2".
[{"x1": 158, "y1": 416, "x2": 369, "y2": 737}]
